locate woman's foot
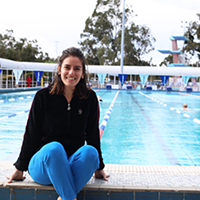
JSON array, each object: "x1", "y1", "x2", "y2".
[{"x1": 57, "y1": 196, "x2": 77, "y2": 200}]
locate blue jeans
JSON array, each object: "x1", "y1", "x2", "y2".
[{"x1": 28, "y1": 142, "x2": 99, "y2": 200}]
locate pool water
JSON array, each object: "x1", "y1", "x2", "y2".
[
  {"x1": 0, "y1": 91, "x2": 35, "y2": 160},
  {"x1": 0, "y1": 89, "x2": 200, "y2": 166},
  {"x1": 96, "y1": 90, "x2": 200, "y2": 166}
]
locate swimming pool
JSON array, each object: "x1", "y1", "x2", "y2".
[{"x1": 0, "y1": 89, "x2": 200, "y2": 166}]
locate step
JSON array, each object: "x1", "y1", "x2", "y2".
[{"x1": 1, "y1": 161, "x2": 200, "y2": 199}]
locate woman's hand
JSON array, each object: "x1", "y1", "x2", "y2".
[
  {"x1": 94, "y1": 169, "x2": 110, "y2": 181},
  {"x1": 7, "y1": 169, "x2": 26, "y2": 183}
]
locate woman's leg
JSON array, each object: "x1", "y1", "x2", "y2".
[
  {"x1": 68, "y1": 145, "x2": 99, "y2": 193},
  {"x1": 28, "y1": 142, "x2": 99, "y2": 200},
  {"x1": 28, "y1": 142, "x2": 77, "y2": 200}
]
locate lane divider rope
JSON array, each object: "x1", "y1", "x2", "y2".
[
  {"x1": 0, "y1": 91, "x2": 121, "y2": 132},
  {"x1": 0, "y1": 110, "x2": 30, "y2": 121},
  {"x1": 139, "y1": 92, "x2": 200, "y2": 125},
  {"x1": 0, "y1": 95, "x2": 34, "y2": 103},
  {"x1": 178, "y1": 92, "x2": 200, "y2": 98},
  {"x1": 99, "y1": 90, "x2": 120, "y2": 139}
]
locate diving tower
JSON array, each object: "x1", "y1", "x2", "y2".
[{"x1": 158, "y1": 36, "x2": 190, "y2": 67}]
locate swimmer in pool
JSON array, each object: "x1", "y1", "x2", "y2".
[
  {"x1": 183, "y1": 103, "x2": 191, "y2": 111},
  {"x1": 97, "y1": 96, "x2": 103, "y2": 102}
]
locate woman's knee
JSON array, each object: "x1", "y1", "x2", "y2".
[
  {"x1": 42, "y1": 142, "x2": 66, "y2": 160},
  {"x1": 85, "y1": 145, "x2": 98, "y2": 156},
  {"x1": 81, "y1": 145, "x2": 99, "y2": 165}
]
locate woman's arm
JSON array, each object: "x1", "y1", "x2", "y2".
[
  {"x1": 7, "y1": 168, "x2": 26, "y2": 183},
  {"x1": 94, "y1": 169, "x2": 110, "y2": 181},
  {"x1": 85, "y1": 90, "x2": 105, "y2": 170},
  {"x1": 14, "y1": 89, "x2": 45, "y2": 171},
  {"x1": 86, "y1": 91, "x2": 110, "y2": 180}
]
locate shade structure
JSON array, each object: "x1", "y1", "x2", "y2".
[
  {"x1": 87, "y1": 65, "x2": 200, "y2": 76},
  {"x1": 0, "y1": 58, "x2": 57, "y2": 72},
  {"x1": 1, "y1": 58, "x2": 200, "y2": 77}
]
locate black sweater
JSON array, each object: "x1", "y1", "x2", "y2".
[{"x1": 14, "y1": 87, "x2": 105, "y2": 171}]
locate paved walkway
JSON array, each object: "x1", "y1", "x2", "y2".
[{"x1": 1, "y1": 160, "x2": 200, "y2": 192}]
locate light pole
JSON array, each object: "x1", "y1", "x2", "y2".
[{"x1": 120, "y1": 0, "x2": 125, "y2": 74}]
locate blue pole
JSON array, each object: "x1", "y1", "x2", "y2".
[{"x1": 120, "y1": 0, "x2": 125, "y2": 74}]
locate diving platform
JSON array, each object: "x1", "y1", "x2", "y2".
[{"x1": 158, "y1": 35, "x2": 190, "y2": 67}]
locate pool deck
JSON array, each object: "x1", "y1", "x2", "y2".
[
  {"x1": 1, "y1": 161, "x2": 200, "y2": 199},
  {"x1": 0, "y1": 87, "x2": 42, "y2": 93}
]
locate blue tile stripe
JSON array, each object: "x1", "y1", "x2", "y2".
[
  {"x1": 0, "y1": 95, "x2": 34, "y2": 103},
  {"x1": 131, "y1": 93, "x2": 181, "y2": 166},
  {"x1": 2, "y1": 187, "x2": 200, "y2": 200},
  {"x1": 99, "y1": 90, "x2": 119, "y2": 133},
  {"x1": 140, "y1": 92, "x2": 200, "y2": 125}
]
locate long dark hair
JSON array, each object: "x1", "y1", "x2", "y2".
[{"x1": 50, "y1": 47, "x2": 90, "y2": 98}]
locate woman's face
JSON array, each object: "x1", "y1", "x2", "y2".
[{"x1": 58, "y1": 56, "x2": 84, "y2": 90}]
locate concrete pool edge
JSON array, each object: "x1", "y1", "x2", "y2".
[{"x1": 1, "y1": 161, "x2": 200, "y2": 193}]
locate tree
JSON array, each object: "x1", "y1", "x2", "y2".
[
  {"x1": 182, "y1": 13, "x2": 200, "y2": 65},
  {"x1": 0, "y1": 30, "x2": 16, "y2": 60},
  {"x1": 159, "y1": 55, "x2": 173, "y2": 66},
  {"x1": 0, "y1": 29, "x2": 54, "y2": 63},
  {"x1": 159, "y1": 14, "x2": 200, "y2": 66},
  {"x1": 79, "y1": 0, "x2": 155, "y2": 66}
]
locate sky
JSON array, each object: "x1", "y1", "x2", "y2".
[{"x1": 0, "y1": 0, "x2": 199, "y2": 66}]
